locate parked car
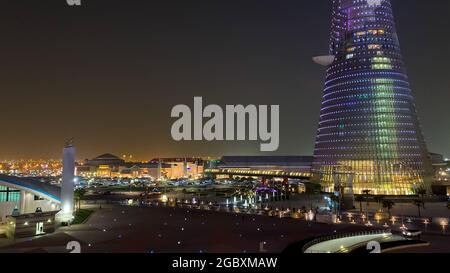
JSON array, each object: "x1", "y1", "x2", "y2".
[{"x1": 402, "y1": 229, "x2": 422, "y2": 239}]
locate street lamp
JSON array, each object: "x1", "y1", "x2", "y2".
[
  {"x1": 441, "y1": 219, "x2": 449, "y2": 234},
  {"x1": 347, "y1": 213, "x2": 353, "y2": 221},
  {"x1": 391, "y1": 216, "x2": 397, "y2": 225},
  {"x1": 160, "y1": 195, "x2": 168, "y2": 203},
  {"x1": 306, "y1": 210, "x2": 314, "y2": 221}
]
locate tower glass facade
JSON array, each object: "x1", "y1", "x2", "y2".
[{"x1": 312, "y1": 0, "x2": 432, "y2": 195}]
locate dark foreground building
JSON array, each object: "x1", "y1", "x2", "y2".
[
  {"x1": 312, "y1": 0, "x2": 433, "y2": 195},
  {"x1": 6, "y1": 211, "x2": 58, "y2": 238}
]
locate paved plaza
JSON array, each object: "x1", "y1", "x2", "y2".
[{"x1": 0, "y1": 204, "x2": 369, "y2": 253}]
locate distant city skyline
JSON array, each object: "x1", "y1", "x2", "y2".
[{"x1": 1, "y1": 0, "x2": 449, "y2": 160}]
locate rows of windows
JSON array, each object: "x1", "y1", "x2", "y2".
[
  {"x1": 315, "y1": 159, "x2": 424, "y2": 196},
  {"x1": 0, "y1": 186, "x2": 21, "y2": 202},
  {"x1": 319, "y1": 114, "x2": 413, "y2": 125},
  {"x1": 321, "y1": 99, "x2": 410, "y2": 112},
  {"x1": 325, "y1": 75, "x2": 410, "y2": 91},
  {"x1": 317, "y1": 130, "x2": 418, "y2": 137},
  {"x1": 314, "y1": 153, "x2": 423, "y2": 159},
  {"x1": 326, "y1": 70, "x2": 408, "y2": 82},
  {"x1": 320, "y1": 108, "x2": 413, "y2": 118},
  {"x1": 315, "y1": 146, "x2": 421, "y2": 151},
  {"x1": 318, "y1": 122, "x2": 415, "y2": 131},
  {"x1": 313, "y1": 0, "x2": 431, "y2": 195},
  {"x1": 322, "y1": 92, "x2": 412, "y2": 105}
]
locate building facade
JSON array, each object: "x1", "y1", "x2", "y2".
[
  {"x1": 5, "y1": 211, "x2": 58, "y2": 238},
  {"x1": 205, "y1": 156, "x2": 313, "y2": 181},
  {"x1": 312, "y1": 0, "x2": 433, "y2": 195},
  {"x1": 0, "y1": 175, "x2": 61, "y2": 223},
  {"x1": 76, "y1": 154, "x2": 204, "y2": 180},
  {"x1": 153, "y1": 158, "x2": 204, "y2": 180}
]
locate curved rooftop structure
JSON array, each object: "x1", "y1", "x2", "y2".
[
  {"x1": 84, "y1": 153, "x2": 125, "y2": 167},
  {"x1": 0, "y1": 174, "x2": 61, "y2": 203},
  {"x1": 93, "y1": 153, "x2": 122, "y2": 160}
]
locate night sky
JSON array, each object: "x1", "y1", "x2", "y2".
[{"x1": 1, "y1": 0, "x2": 449, "y2": 160}]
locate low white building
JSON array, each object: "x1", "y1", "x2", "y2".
[{"x1": 0, "y1": 175, "x2": 61, "y2": 223}]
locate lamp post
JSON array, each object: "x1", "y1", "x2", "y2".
[
  {"x1": 441, "y1": 219, "x2": 449, "y2": 234},
  {"x1": 424, "y1": 219, "x2": 430, "y2": 230}
]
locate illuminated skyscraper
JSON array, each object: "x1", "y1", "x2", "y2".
[{"x1": 312, "y1": 0, "x2": 432, "y2": 195}]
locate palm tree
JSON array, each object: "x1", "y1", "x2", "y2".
[
  {"x1": 355, "y1": 195, "x2": 364, "y2": 213},
  {"x1": 305, "y1": 183, "x2": 322, "y2": 210},
  {"x1": 362, "y1": 190, "x2": 371, "y2": 206},
  {"x1": 362, "y1": 189, "x2": 371, "y2": 214},
  {"x1": 413, "y1": 186, "x2": 427, "y2": 209},
  {"x1": 329, "y1": 194, "x2": 340, "y2": 216},
  {"x1": 382, "y1": 200, "x2": 395, "y2": 218},
  {"x1": 74, "y1": 188, "x2": 86, "y2": 211},
  {"x1": 414, "y1": 200, "x2": 424, "y2": 217},
  {"x1": 375, "y1": 196, "x2": 384, "y2": 209}
]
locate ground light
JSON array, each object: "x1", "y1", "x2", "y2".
[{"x1": 160, "y1": 195, "x2": 168, "y2": 203}]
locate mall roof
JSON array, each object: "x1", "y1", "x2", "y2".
[
  {"x1": 93, "y1": 153, "x2": 122, "y2": 160},
  {"x1": 220, "y1": 156, "x2": 314, "y2": 167}
]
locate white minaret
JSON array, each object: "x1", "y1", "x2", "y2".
[
  {"x1": 183, "y1": 158, "x2": 188, "y2": 178},
  {"x1": 58, "y1": 138, "x2": 76, "y2": 222},
  {"x1": 157, "y1": 159, "x2": 162, "y2": 181}
]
